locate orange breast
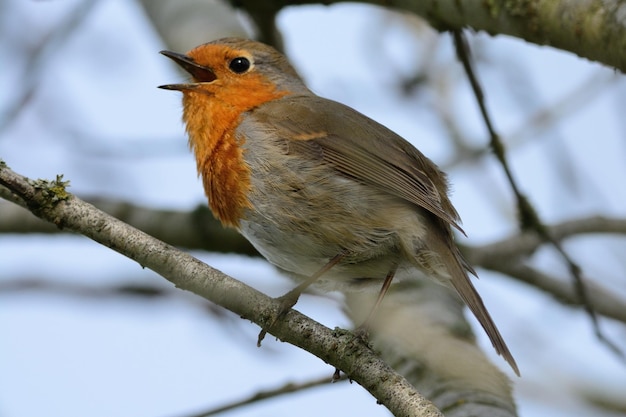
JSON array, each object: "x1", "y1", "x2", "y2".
[{"x1": 181, "y1": 75, "x2": 289, "y2": 227}]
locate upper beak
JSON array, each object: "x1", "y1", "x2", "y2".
[{"x1": 158, "y1": 50, "x2": 216, "y2": 91}]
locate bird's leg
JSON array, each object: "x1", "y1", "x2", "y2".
[
  {"x1": 257, "y1": 250, "x2": 348, "y2": 346},
  {"x1": 354, "y1": 264, "x2": 398, "y2": 342}
]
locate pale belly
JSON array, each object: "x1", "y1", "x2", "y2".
[{"x1": 238, "y1": 175, "x2": 429, "y2": 291}]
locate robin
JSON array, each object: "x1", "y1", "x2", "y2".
[{"x1": 159, "y1": 38, "x2": 519, "y2": 376}]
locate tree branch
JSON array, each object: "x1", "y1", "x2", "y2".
[
  {"x1": 476, "y1": 261, "x2": 626, "y2": 325},
  {"x1": 231, "y1": 0, "x2": 626, "y2": 73},
  {"x1": 0, "y1": 194, "x2": 258, "y2": 256},
  {"x1": 461, "y1": 216, "x2": 626, "y2": 325},
  {"x1": 451, "y1": 27, "x2": 621, "y2": 357},
  {"x1": 0, "y1": 161, "x2": 444, "y2": 417},
  {"x1": 467, "y1": 216, "x2": 626, "y2": 264},
  {"x1": 177, "y1": 375, "x2": 348, "y2": 417}
]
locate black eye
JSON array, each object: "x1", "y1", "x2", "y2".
[{"x1": 229, "y1": 57, "x2": 250, "y2": 74}]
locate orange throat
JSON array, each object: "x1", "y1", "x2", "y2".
[
  {"x1": 182, "y1": 93, "x2": 249, "y2": 227},
  {"x1": 181, "y1": 85, "x2": 288, "y2": 228}
]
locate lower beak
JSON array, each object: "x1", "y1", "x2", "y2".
[{"x1": 157, "y1": 83, "x2": 200, "y2": 91}]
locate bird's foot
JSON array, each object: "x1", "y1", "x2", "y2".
[
  {"x1": 257, "y1": 288, "x2": 302, "y2": 347},
  {"x1": 352, "y1": 324, "x2": 371, "y2": 347}
]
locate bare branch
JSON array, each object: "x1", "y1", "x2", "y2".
[
  {"x1": 465, "y1": 255, "x2": 626, "y2": 325},
  {"x1": 231, "y1": 0, "x2": 626, "y2": 73},
  {"x1": 177, "y1": 375, "x2": 348, "y2": 417},
  {"x1": 462, "y1": 217, "x2": 626, "y2": 324},
  {"x1": 0, "y1": 278, "x2": 230, "y2": 317},
  {"x1": 0, "y1": 193, "x2": 257, "y2": 256},
  {"x1": 452, "y1": 28, "x2": 622, "y2": 358},
  {"x1": 467, "y1": 216, "x2": 626, "y2": 264}
]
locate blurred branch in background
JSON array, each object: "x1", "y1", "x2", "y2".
[
  {"x1": 137, "y1": 0, "x2": 251, "y2": 53},
  {"x1": 0, "y1": 0, "x2": 101, "y2": 133},
  {"x1": 174, "y1": 374, "x2": 349, "y2": 417},
  {"x1": 0, "y1": 196, "x2": 256, "y2": 255},
  {"x1": 3, "y1": 192, "x2": 625, "y2": 326},
  {"x1": 441, "y1": 70, "x2": 619, "y2": 170},
  {"x1": 227, "y1": 0, "x2": 626, "y2": 73},
  {"x1": 0, "y1": 276, "x2": 231, "y2": 320},
  {"x1": 136, "y1": 0, "x2": 626, "y2": 72},
  {"x1": 453, "y1": 28, "x2": 623, "y2": 358}
]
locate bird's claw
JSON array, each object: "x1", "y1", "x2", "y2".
[{"x1": 257, "y1": 289, "x2": 302, "y2": 347}]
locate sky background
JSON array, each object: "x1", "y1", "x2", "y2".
[{"x1": 1, "y1": 1, "x2": 626, "y2": 416}]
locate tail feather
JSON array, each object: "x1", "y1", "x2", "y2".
[
  {"x1": 423, "y1": 225, "x2": 520, "y2": 376},
  {"x1": 448, "y1": 246, "x2": 520, "y2": 376}
]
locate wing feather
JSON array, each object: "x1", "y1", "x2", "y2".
[{"x1": 252, "y1": 96, "x2": 465, "y2": 234}]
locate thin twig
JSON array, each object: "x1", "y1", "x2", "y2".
[
  {"x1": 442, "y1": 70, "x2": 616, "y2": 170},
  {"x1": 0, "y1": 0, "x2": 101, "y2": 133},
  {"x1": 452, "y1": 29, "x2": 623, "y2": 359},
  {"x1": 177, "y1": 375, "x2": 347, "y2": 417}
]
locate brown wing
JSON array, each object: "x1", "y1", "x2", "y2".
[{"x1": 253, "y1": 95, "x2": 465, "y2": 235}]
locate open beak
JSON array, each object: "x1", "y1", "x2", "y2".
[{"x1": 158, "y1": 50, "x2": 216, "y2": 91}]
